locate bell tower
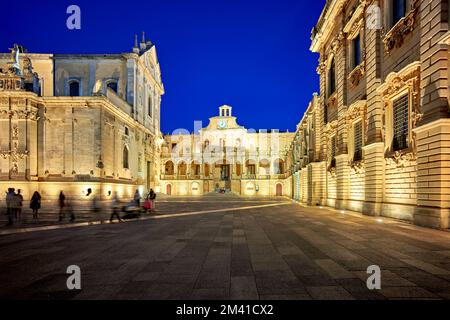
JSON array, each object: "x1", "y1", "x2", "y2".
[{"x1": 219, "y1": 105, "x2": 232, "y2": 117}]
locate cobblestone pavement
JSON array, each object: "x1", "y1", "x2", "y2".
[
  {"x1": 0, "y1": 195, "x2": 449, "y2": 300},
  {"x1": 0, "y1": 193, "x2": 280, "y2": 231}
]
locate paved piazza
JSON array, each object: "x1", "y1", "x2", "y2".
[{"x1": 1, "y1": 194, "x2": 450, "y2": 300}]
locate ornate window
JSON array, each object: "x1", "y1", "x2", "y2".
[
  {"x1": 327, "y1": 58, "x2": 336, "y2": 97},
  {"x1": 346, "y1": 100, "x2": 367, "y2": 164},
  {"x1": 123, "y1": 146, "x2": 129, "y2": 169},
  {"x1": 323, "y1": 104, "x2": 328, "y2": 124},
  {"x1": 353, "y1": 121, "x2": 363, "y2": 161},
  {"x1": 344, "y1": 4, "x2": 365, "y2": 89},
  {"x1": 393, "y1": 94, "x2": 409, "y2": 151},
  {"x1": 324, "y1": 120, "x2": 338, "y2": 174},
  {"x1": 330, "y1": 135, "x2": 336, "y2": 168},
  {"x1": 383, "y1": 0, "x2": 419, "y2": 53},
  {"x1": 352, "y1": 35, "x2": 361, "y2": 69},
  {"x1": 378, "y1": 62, "x2": 421, "y2": 157}
]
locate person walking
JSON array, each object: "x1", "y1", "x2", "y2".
[
  {"x1": 15, "y1": 189, "x2": 23, "y2": 222},
  {"x1": 5, "y1": 188, "x2": 15, "y2": 226},
  {"x1": 149, "y1": 189, "x2": 156, "y2": 212},
  {"x1": 110, "y1": 192, "x2": 122, "y2": 223},
  {"x1": 30, "y1": 191, "x2": 41, "y2": 221},
  {"x1": 58, "y1": 191, "x2": 66, "y2": 221}
]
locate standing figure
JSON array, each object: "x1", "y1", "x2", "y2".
[
  {"x1": 134, "y1": 190, "x2": 140, "y2": 207},
  {"x1": 15, "y1": 189, "x2": 23, "y2": 222},
  {"x1": 5, "y1": 188, "x2": 15, "y2": 226},
  {"x1": 30, "y1": 191, "x2": 41, "y2": 220},
  {"x1": 58, "y1": 191, "x2": 66, "y2": 221},
  {"x1": 149, "y1": 189, "x2": 156, "y2": 212},
  {"x1": 110, "y1": 192, "x2": 122, "y2": 223}
]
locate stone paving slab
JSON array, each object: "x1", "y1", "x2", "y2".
[{"x1": 0, "y1": 196, "x2": 449, "y2": 300}]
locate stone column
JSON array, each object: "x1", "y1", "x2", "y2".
[
  {"x1": 334, "y1": 28, "x2": 350, "y2": 209},
  {"x1": 363, "y1": 0, "x2": 384, "y2": 216}
]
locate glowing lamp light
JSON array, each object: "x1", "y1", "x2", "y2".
[{"x1": 376, "y1": 218, "x2": 383, "y2": 223}]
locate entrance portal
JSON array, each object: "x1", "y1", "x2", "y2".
[{"x1": 276, "y1": 183, "x2": 283, "y2": 196}]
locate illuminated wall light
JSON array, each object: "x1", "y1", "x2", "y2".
[
  {"x1": 376, "y1": 218, "x2": 383, "y2": 223},
  {"x1": 340, "y1": 210, "x2": 345, "y2": 214}
]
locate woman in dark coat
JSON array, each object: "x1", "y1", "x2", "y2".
[{"x1": 30, "y1": 191, "x2": 41, "y2": 220}]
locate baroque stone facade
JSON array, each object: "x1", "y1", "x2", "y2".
[
  {"x1": 160, "y1": 106, "x2": 294, "y2": 196},
  {"x1": 0, "y1": 35, "x2": 164, "y2": 200},
  {"x1": 289, "y1": 0, "x2": 450, "y2": 229}
]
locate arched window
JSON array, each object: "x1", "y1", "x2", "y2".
[
  {"x1": 106, "y1": 81, "x2": 118, "y2": 93},
  {"x1": 148, "y1": 96, "x2": 153, "y2": 117},
  {"x1": 165, "y1": 161, "x2": 174, "y2": 175},
  {"x1": 69, "y1": 80, "x2": 80, "y2": 96},
  {"x1": 178, "y1": 161, "x2": 187, "y2": 176},
  {"x1": 123, "y1": 146, "x2": 129, "y2": 169}
]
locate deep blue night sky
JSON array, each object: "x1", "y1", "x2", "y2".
[{"x1": 2, "y1": 0, "x2": 325, "y2": 134}]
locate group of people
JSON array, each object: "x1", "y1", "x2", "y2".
[
  {"x1": 110, "y1": 189, "x2": 157, "y2": 223},
  {"x1": 4, "y1": 188, "x2": 157, "y2": 226},
  {"x1": 5, "y1": 188, "x2": 41, "y2": 226}
]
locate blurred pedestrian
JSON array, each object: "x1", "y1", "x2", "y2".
[
  {"x1": 134, "y1": 189, "x2": 140, "y2": 207},
  {"x1": 5, "y1": 188, "x2": 15, "y2": 226},
  {"x1": 30, "y1": 191, "x2": 41, "y2": 220},
  {"x1": 68, "y1": 197, "x2": 75, "y2": 222},
  {"x1": 58, "y1": 191, "x2": 66, "y2": 221},
  {"x1": 15, "y1": 189, "x2": 23, "y2": 222},
  {"x1": 92, "y1": 194, "x2": 100, "y2": 214},
  {"x1": 110, "y1": 192, "x2": 122, "y2": 223}
]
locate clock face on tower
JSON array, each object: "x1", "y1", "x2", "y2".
[{"x1": 218, "y1": 120, "x2": 227, "y2": 129}]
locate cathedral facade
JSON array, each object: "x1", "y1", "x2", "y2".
[
  {"x1": 287, "y1": 0, "x2": 450, "y2": 229},
  {"x1": 0, "y1": 34, "x2": 164, "y2": 200},
  {"x1": 160, "y1": 105, "x2": 294, "y2": 196}
]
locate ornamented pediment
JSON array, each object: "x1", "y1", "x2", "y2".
[
  {"x1": 346, "y1": 100, "x2": 367, "y2": 124},
  {"x1": 325, "y1": 120, "x2": 338, "y2": 134},
  {"x1": 378, "y1": 62, "x2": 420, "y2": 101}
]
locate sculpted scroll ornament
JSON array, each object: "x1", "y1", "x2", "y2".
[
  {"x1": 349, "y1": 160, "x2": 365, "y2": 175},
  {"x1": 385, "y1": 151, "x2": 416, "y2": 169}
]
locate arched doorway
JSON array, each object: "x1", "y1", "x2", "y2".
[
  {"x1": 166, "y1": 184, "x2": 172, "y2": 195},
  {"x1": 276, "y1": 183, "x2": 283, "y2": 196}
]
